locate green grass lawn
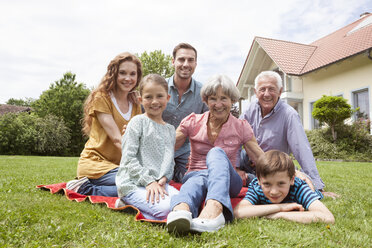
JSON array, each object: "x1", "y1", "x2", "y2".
[{"x1": 0, "y1": 156, "x2": 371, "y2": 247}]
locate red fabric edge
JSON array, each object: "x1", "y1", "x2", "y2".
[{"x1": 36, "y1": 181, "x2": 247, "y2": 223}]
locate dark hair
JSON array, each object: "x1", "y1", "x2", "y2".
[
  {"x1": 172, "y1": 43, "x2": 197, "y2": 60},
  {"x1": 82, "y1": 52, "x2": 142, "y2": 136},
  {"x1": 256, "y1": 150, "x2": 296, "y2": 179},
  {"x1": 138, "y1": 74, "x2": 168, "y2": 95}
]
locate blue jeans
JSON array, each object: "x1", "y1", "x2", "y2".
[
  {"x1": 122, "y1": 184, "x2": 179, "y2": 220},
  {"x1": 78, "y1": 168, "x2": 118, "y2": 197},
  {"x1": 170, "y1": 147, "x2": 243, "y2": 222},
  {"x1": 239, "y1": 149, "x2": 257, "y2": 185},
  {"x1": 173, "y1": 150, "x2": 189, "y2": 183}
]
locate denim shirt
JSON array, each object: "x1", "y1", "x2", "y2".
[
  {"x1": 240, "y1": 99, "x2": 325, "y2": 190},
  {"x1": 162, "y1": 76, "x2": 208, "y2": 157}
]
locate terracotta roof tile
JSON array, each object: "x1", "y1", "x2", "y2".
[
  {"x1": 256, "y1": 37, "x2": 316, "y2": 74},
  {"x1": 303, "y1": 14, "x2": 372, "y2": 73},
  {"x1": 254, "y1": 13, "x2": 372, "y2": 75}
]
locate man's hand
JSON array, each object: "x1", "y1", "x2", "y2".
[
  {"x1": 322, "y1": 191, "x2": 340, "y2": 199},
  {"x1": 295, "y1": 170, "x2": 315, "y2": 191}
]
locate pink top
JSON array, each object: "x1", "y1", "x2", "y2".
[{"x1": 179, "y1": 112, "x2": 254, "y2": 173}]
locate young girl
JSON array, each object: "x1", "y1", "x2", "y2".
[{"x1": 115, "y1": 74, "x2": 179, "y2": 220}]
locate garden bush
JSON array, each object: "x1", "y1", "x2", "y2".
[
  {"x1": 0, "y1": 113, "x2": 36, "y2": 155},
  {"x1": 0, "y1": 113, "x2": 70, "y2": 156},
  {"x1": 306, "y1": 120, "x2": 372, "y2": 161}
]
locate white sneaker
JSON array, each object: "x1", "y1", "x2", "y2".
[
  {"x1": 190, "y1": 213, "x2": 225, "y2": 233},
  {"x1": 115, "y1": 199, "x2": 126, "y2": 208},
  {"x1": 66, "y1": 177, "x2": 89, "y2": 193},
  {"x1": 166, "y1": 210, "x2": 192, "y2": 234}
]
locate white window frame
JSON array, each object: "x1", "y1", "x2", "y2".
[
  {"x1": 352, "y1": 87, "x2": 370, "y2": 120},
  {"x1": 309, "y1": 101, "x2": 320, "y2": 130}
]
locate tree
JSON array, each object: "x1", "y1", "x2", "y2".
[
  {"x1": 31, "y1": 72, "x2": 90, "y2": 155},
  {"x1": 312, "y1": 95, "x2": 356, "y2": 142},
  {"x1": 137, "y1": 50, "x2": 174, "y2": 78},
  {"x1": 6, "y1": 97, "x2": 35, "y2": 106}
]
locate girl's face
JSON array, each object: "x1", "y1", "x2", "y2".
[
  {"x1": 116, "y1": 61, "x2": 138, "y2": 93},
  {"x1": 139, "y1": 81, "x2": 170, "y2": 121}
]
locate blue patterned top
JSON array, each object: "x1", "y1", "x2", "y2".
[
  {"x1": 116, "y1": 114, "x2": 176, "y2": 197},
  {"x1": 244, "y1": 177, "x2": 323, "y2": 210}
]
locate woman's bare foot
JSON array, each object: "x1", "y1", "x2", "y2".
[{"x1": 198, "y1": 199, "x2": 222, "y2": 219}]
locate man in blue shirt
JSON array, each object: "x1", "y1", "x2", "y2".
[
  {"x1": 163, "y1": 43, "x2": 208, "y2": 182},
  {"x1": 239, "y1": 71, "x2": 325, "y2": 190}
]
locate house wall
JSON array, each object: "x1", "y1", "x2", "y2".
[{"x1": 301, "y1": 53, "x2": 372, "y2": 130}]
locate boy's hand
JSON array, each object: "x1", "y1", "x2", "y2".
[
  {"x1": 146, "y1": 181, "x2": 168, "y2": 204},
  {"x1": 280, "y1": 203, "x2": 304, "y2": 212}
]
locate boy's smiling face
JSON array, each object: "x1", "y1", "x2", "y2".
[{"x1": 258, "y1": 171, "x2": 295, "y2": 204}]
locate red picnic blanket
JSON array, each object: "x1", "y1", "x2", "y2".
[{"x1": 36, "y1": 181, "x2": 248, "y2": 223}]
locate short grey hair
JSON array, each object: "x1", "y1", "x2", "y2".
[
  {"x1": 201, "y1": 75, "x2": 241, "y2": 103},
  {"x1": 254, "y1": 71, "x2": 283, "y2": 90}
]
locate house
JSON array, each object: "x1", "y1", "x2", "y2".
[
  {"x1": 237, "y1": 12, "x2": 372, "y2": 133},
  {"x1": 0, "y1": 104, "x2": 32, "y2": 115}
]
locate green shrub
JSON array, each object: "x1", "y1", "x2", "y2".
[
  {"x1": 34, "y1": 114, "x2": 71, "y2": 155},
  {"x1": 0, "y1": 113, "x2": 70, "y2": 156},
  {"x1": 306, "y1": 120, "x2": 372, "y2": 161},
  {"x1": 312, "y1": 95, "x2": 355, "y2": 142}
]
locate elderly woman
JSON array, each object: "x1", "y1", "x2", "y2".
[{"x1": 166, "y1": 75, "x2": 264, "y2": 233}]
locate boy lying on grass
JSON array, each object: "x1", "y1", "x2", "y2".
[{"x1": 234, "y1": 150, "x2": 334, "y2": 224}]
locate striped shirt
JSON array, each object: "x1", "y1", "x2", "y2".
[{"x1": 244, "y1": 177, "x2": 323, "y2": 210}]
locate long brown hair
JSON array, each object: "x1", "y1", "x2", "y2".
[{"x1": 82, "y1": 52, "x2": 142, "y2": 136}]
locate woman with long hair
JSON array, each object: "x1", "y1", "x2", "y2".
[{"x1": 66, "y1": 52, "x2": 142, "y2": 197}]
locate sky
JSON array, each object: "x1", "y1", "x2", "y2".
[{"x1": 0, "y1": 0, "x2": 370, "y2": 104}]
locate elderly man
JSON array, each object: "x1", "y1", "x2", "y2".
[
  {"x1": 163, "y1": 43, "x2": 208, "y2": 183},
  {"x1": 239, "y1": 71, "x2": 325, "y2": 190}
]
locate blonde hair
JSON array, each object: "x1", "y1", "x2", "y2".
[
  {"x1": 138, "y1": 74, "x2": 168, "y2": 95},
  {"x1": 82, "y1": 52, "x2": 142, "y2": 136}
]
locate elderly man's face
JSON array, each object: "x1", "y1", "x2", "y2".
[{"x1": 255, "y1": 76, "x2": 282, "y2": 117}]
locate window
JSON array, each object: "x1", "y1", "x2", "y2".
[
  {"x1": 353, "y1": 89, "x2": 370, "y2": 120},
  {"x1": 310, "y1": 101, "x2": 320, "y2": 129}
]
